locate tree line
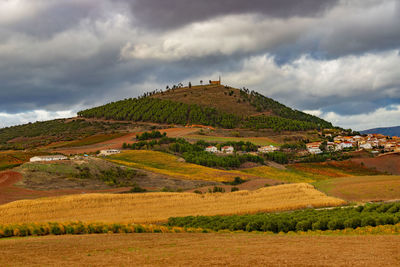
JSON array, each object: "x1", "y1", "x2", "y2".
[{"x1": 167, "y1": 202, "x2": 400, "y2": 233}]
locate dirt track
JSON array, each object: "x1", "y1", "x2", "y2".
[
  {"x1": 0, "y1": 233, "x2": 399, "y2": 266},
  {"x1": 0, "y1": 171, "x2": 129, "y2": 205}
]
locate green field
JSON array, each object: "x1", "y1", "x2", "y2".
[{"x1": 184, "y1": 135, "x2": 279, "y2": 146}]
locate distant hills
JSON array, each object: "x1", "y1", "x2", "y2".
[
  {"x1": 360, "y1": 126, "x2": 400, "y2": 137},
  {"x1": 78, "y1": 84, "x2": 334, "y2": 131}
]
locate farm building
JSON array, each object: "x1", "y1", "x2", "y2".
[
  {"x1": 258, "y1": 145, "x2": 278, "y2": 153},
  {"x1": 98, "y1": 149, "x2": 121, "y2": 156},
  {"x1": 30, "y1": 155, "x2": 68, "y2": 162},
  {"x1": 221, "y1": 146, "x2": 234, "y2": 154},
  {"x1": 205, "y1": 146, "x2": 218, "y2": 153},
  {"x1": 209, "y1": 76, "x2": 221, "y2": 85}
]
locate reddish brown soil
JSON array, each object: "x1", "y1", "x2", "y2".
[
  {"x1": 0, "y1": 171, "x2": 129, "y2": 205},
  {"x1": 351, "y1": 154, "x2": 400, "y2": 175},
  {"x1": 0, "y1": 234, "x2": 399, "y2": 266}
]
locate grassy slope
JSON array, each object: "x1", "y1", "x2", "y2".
[
  {"x1": 0, "y1": 183, "x2": 345, "y2": 224},
  {"x1": 48, "y1": 133, "x2": 126, "y2": 148},
  {"x1": 313, "y1": 175, "x2": 400, "y2": 202}
]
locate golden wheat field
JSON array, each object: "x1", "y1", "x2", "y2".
[{"x1": 0, "y1": 183, "x2": 345, "y2": 224}]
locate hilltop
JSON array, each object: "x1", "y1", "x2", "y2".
[{"x1": 78, "y1": 84, "x2": 333, "y2": 130}]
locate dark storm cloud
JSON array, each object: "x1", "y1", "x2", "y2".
[
  {"x1": 1, "y1": 0, "x2": 400, "y2": 130},
  {"x1": 129, "y1": 0, "x2": 339, "y2": 29}
]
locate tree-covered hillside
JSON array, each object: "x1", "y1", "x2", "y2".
[{"x1": 78, "y1": 85, "x2": 333, "y2": 130}]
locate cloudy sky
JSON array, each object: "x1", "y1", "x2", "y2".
[{"x1": 1, "y1": 0, "x2": 399, "y2": 130}]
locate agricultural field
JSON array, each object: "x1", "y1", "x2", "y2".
[
  {"x1": 0, "y1": 151, "x2": 44, "y2": 171},
  {"x1": 184, "y1": 134, "x2": 279, "y2": 146},
  {"x1": 1, "y1": 234, "x2": 399, "y2": 266},
  {"x1": 0, "y1": 183, "x2": 345, "y2": 224},
  {"x1": 352, "y1": 154, "x2": 400, "y2": 175},
  {"x1": 48, "y1": 133, "x2": 126, "y2": 148},
  {"x1": 107, "y1": 150, "x2": 262, "y2": 182},
  {"x1": 240, "y1": 160, "x2": 381, "y2": 184},
  {"x1": 313, "y1": 175, "x2": 400, "y2": 202}
]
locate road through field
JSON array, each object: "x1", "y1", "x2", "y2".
[{"x1": 0, "y1": 234, "x2": 399, "y2": 266}]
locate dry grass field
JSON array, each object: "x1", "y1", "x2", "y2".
[
  {"x1": 1, "y1": 234, "x2": 399, "y2": 266},
  {"x1": 108, "y1": 150, "x2": 261, "y2": 182},
  {"x1": 0, "y1": 183, "x2": 345, "y2": 224},
  {"x1": 313, "y1": 175, "x2": 400, "y2": 202}
]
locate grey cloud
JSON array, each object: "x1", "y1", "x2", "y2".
[{"x1": 129, "y1": 0, "x2": 339, "y2": 30}]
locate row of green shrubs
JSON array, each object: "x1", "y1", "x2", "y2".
[
  {"x1": 0, "y1": 222, "x2": 206, "y2": 239},
  {"x1": 167, "y1": 202, "x2": 400, "y2": 233}
]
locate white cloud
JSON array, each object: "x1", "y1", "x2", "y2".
[
  {"x1": 219, "y1": 49, "x2": 400, "y2": 111},
  {"x1": 0, "y1": 110, "x2": 76, "y2": 128},
  {"x1": 313, "y1": 105, "x2": 400, "y2": 131}
]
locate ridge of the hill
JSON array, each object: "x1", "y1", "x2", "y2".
[
  {"x1": 360, "y1": 126, "x2": 400, "y2": 137},
  {"x1": 78, "y1": 84, "x2": 333, "y2": 130}
]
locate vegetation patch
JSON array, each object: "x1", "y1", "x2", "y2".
[
  {"x1": 167, "y1": 202, "x2": 400, "y2": 233},
  {"x1": 0, "y1": 222, "x2": 204, "y2": 239},
  {"x1": 184, "y1": 135, "x2": 278, "y2": 146}
]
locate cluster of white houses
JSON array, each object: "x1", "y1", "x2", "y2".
[
  {"x1": 307, "y1": 134, "x2": 400, "y2": 154},
  {"x1": 205, "y1": 145, "x2": 279, "y2": 154}
]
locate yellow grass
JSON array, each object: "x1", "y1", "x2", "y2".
[
  {"x1": 0, "y1": 183, "x2": 345, "y2": 224},
  {"x1": 108, "y1": 150, "x2": 259, "y2": 182}
]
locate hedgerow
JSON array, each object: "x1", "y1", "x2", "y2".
[
  {"x1": 167, "y1": 202, "x2": 400, "y2": 233},
  {"x1": 0, "y1": 222, "x2": 206, "y2": 239}
]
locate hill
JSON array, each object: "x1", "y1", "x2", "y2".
[
  {"x1": 360, "y1": 125, "x2": 400, "y2": 137},
  {"x1": 78, "y1": 84, "x2": 333, "y2": 130}
]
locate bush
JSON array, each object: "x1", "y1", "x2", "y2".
[{"x1": 231, "y1": 187, "x2": 239, "y2": 192}]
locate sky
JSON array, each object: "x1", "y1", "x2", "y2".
[{"x1": 0, "y1": 0, "x2": 400, "y2": 131}]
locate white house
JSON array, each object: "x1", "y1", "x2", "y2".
[
  {"x1": 306, "y1": 142, "x2": 322, "y2": 154},
  {"x1": 205, "y1": 146, "x2": 218, "y2": 153},
  {"x1": 98, "y1": 149, "x2": 121, "y2": 156},
  {"x1": 258, "y1": 145, "x2": 278, "y2": 153},
  {"x1": 221, "y1": 146, "x2": 234, "y2": 154},
  {"x1": 30, "y1": 155, "x2": 68, "y2": 162},
  {"x1": 340, "y1": 141, "x2": 353, "y2": 149},
  {"x1": 359, "y1": 142, "x2": 372, "y2": 150}
]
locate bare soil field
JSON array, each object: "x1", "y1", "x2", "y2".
[
  {"x1": 313, "y1": 175, "x2": 400, "y2": 202},
  {"x1": 0, "y1": 233, "x2": 399, "y2": 266},
  {"x1": 0, "y1": 171, "x2": 129, "y2": 205},
  {"x1": 351, "y1": 154, "x2": 400, "y2": 175},
  {"x1": 0, "y1": 183, "x2": 345, "y2": 224}
]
